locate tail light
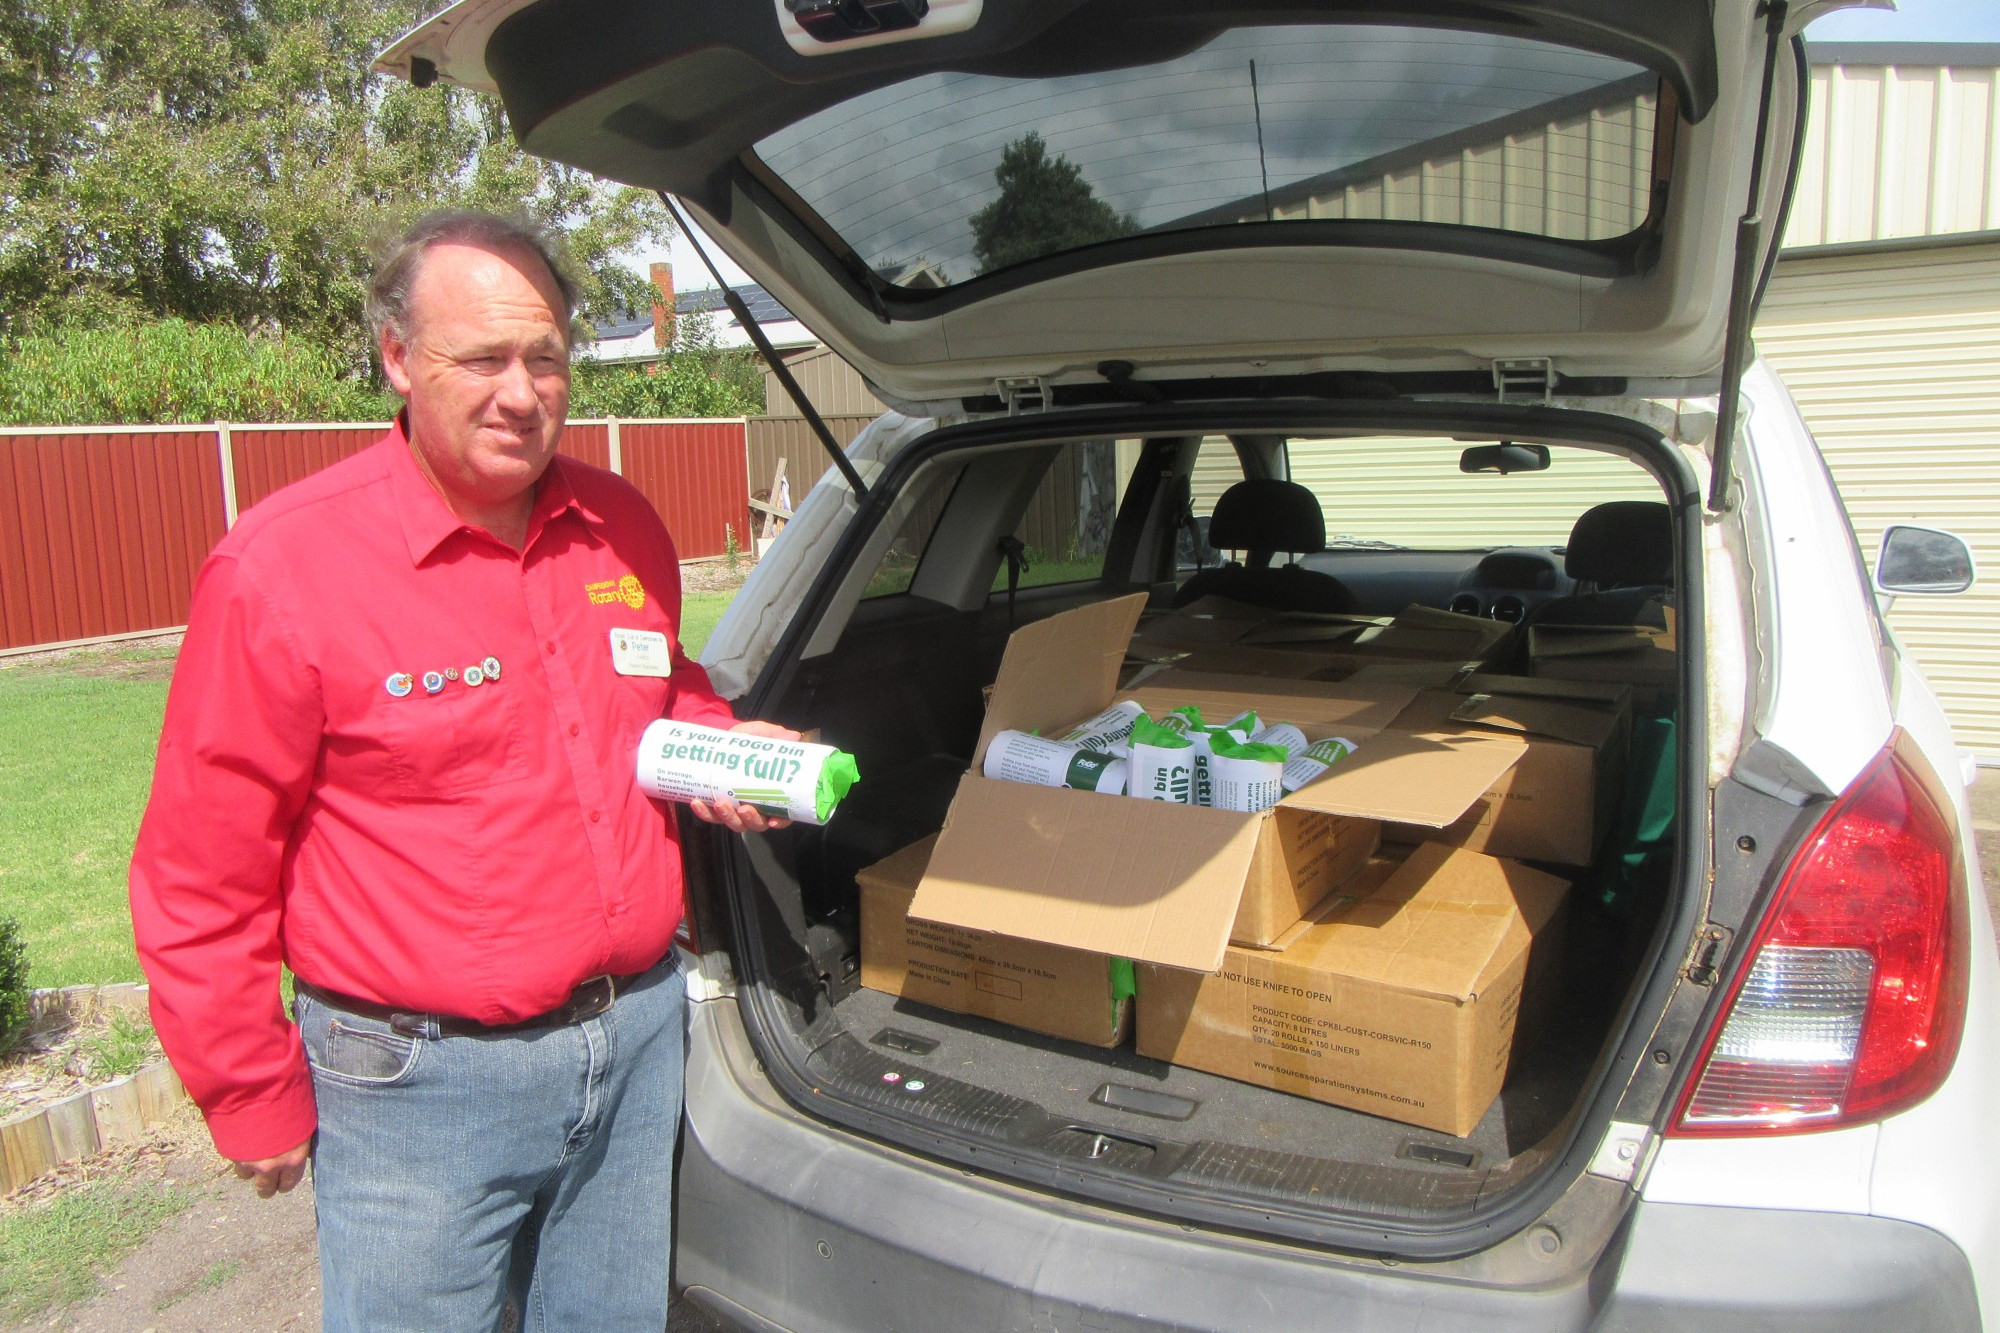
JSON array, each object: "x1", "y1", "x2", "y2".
[{"x1": 1671, "y1": 733, "x2": 1970, "y2": 1135}]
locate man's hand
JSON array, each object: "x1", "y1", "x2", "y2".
[
  {"x1": 233, "y1": 1137, "x2": 312, "y2": 1198},
  {"x1": 687, "y1": 720, "x2": 806, "y2": 834}
]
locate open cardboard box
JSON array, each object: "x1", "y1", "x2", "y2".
[
  {"x1": 909, "y1": 595, "x2": 1527, "y2": 973},
  {"x1": 1135, "y1": 841, "x2": 1571, "y2": 1136},
  {"x1": 858, "y1": 835, "x2": 1131, "y2": 1047}
]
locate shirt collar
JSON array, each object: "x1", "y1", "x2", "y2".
[{"x1": 388, "y1": 414, "x2": 608, "y2": 566}]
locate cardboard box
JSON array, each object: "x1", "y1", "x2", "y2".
[
  {"x1": 1350, "y1": 604, "x2": 1516, "y2": 666},
  {"x1": 1528, "y1": 625, "x2": 1677, "y2": 696},
  {"x1": 908, "y1": 596, "x2": 1526, "y2": 971},
  {"x1": 1383, "y1": 686, "x2": 1630, "y2": 867},
  {"x1": 1134, "y1": 843, "x2": 1570, "y2": 1136},
  {"x1": 858, "y1": 836, "x2": 1131, "y2": 1047}
]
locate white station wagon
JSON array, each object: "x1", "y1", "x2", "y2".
[{"x1": 381, "y1": 1, "x2": 1996, "y2": 1328}]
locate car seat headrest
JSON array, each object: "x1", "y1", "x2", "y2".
[
  {"x1": 1206, "y1": 479, "x2": 1326, "y2": 554},
  {"x1": 1565, "y1": 501, "x2": 1672, "y2": 587}
]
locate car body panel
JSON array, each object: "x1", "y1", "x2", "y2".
[{"x1": 681, "y1": 990, "x2": 1982, "y2": 1333}]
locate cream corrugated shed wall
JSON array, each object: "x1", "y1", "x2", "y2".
[
  {"x1": 1191, "y1": 441, "x2": 1661, "y2": 549},
  {"x1": 1757, "y1": 238, "x2": 2000, "y2": 760},
  {"x1": 1257, "y1": 93, "x2": 1656, "y2": 239},
  {"x1": 1784, "y1": 60, "x2": 2000, "y2": 248}
]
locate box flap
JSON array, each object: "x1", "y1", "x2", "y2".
[
  {"x1": 1172, "y1": 645, "x2": 1349, "y2": 679},
  {"x1": 1131, "y1": 612, "x2": 1256, "y2": 651},
  {"x1": 1528, "y1": 625, "x2": 1660, "y2": 660},
  {"x1": 854, "y1": 834, "x2": 939, "y2": 896},
  {"x1": 909, "y1": 775, "x2": 1263, "y2": 973},
  {"x1": 1450, "y1": 693, "x2": 1621, "y2": 748},
  {"x1": 975, "y1": 593, "x2": 1148, "y2": 765},
  {"x1": 1455, "y1": 673, "x2": 1633, "y2": 707},
  {"x1": 1356, "y1": 605, "x2": 1514, "y2": 659},
  {"x1": 1278, "y1": 730, "x2": 1526, "y2": 826},
  {"x1": 1128, "y1": 671, "x2": 1418, "y2": 731},
  {"x1": 1284, "y1": 843, "x2": 1564, "y2": 1001},
  {"x1": 1169, "y1": 595, "x2": 1273, "y2": 622},
  {"x1": 1235, "y1": 621, "x2": 1371, "y2": 648}
]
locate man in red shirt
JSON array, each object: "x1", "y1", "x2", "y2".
[{"x1": 130, "y1": 210, "x2": 788, "y2": 1330}]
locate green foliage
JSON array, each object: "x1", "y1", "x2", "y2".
[
  {"x1": 0, "y1": 915, "x2": 28, "y2": 1053},
  {"x1": 568, "y1": 355, "x2": 763, "y2": 419},
  {"x1": 723, "y1": 523, "x2": 742, "y2": 573},
  {"x1": 969, "y1": 133, "x2": 1137, "y2": 276},
  {"x1": 0, "y1": 320, "x2": 399, "y2": 425},
  {"x1": 569, "y1": 311, "x2": 765, "y2": 419},
  {"x1": 0, "y1": 1180, "x2": 194, "y2": 1324},
  {"x1": 0, "y1": 0, "x2": 672, "y2": 367},
  {"x1": 79, "y1": 1007, "x2": 158, "y2": 1080}
]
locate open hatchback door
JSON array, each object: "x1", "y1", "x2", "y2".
[{"x1": 377, "y1": 0, "x2": 1836, "y2": 414}]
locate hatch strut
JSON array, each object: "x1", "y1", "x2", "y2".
[
  {"x1": 660, "y1": 195, "x2": 870, "y2": 500},
  {"x1": 1707, "y1": 0, "x2": 1790, "y2": 513}
]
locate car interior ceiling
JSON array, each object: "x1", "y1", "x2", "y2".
[{"x1": 714, "y1": 426, "x2": 1683, "y2": 1223}]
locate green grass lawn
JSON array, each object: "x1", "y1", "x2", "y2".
[
  {"x1": 680, "y1": 590, "x2": 735, "y2": 658},
  {"x1": 0, "y1": 590, "x2": 741, "y2": 992},
  {"x1": 0, "y1": 1180, "x2": 194, "y2": 1322},
  {"x1": 0, "y1": 650, "x2": 172, "y2": 988}
]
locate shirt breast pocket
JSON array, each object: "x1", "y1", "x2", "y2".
[{"x1": 381, "y1": 686, "x2": 529, "y2": 799}]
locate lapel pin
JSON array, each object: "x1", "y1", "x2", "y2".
[
  {"x1": 464, "y1": 666, "x2": 486, "y2": 687},
  {"x1": 481, "y1": 655, "x2": 502, "y2": 680},
  {"x1": 422, "y1": 671, "x2": 445, "y2": 695},
  {"x1": 385, "y1": 673, "x2": 415, "y2": 699}
]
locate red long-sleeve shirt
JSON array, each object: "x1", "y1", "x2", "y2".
[{"x1": 130, "y1": 422, "x2": 737, "y2": 1160}]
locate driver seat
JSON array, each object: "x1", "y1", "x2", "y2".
[{"x1": 1170, "y1": 479, "x2": 1357, "y2": 613}]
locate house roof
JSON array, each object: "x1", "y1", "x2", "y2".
[{"x1": 589, "y1": 283, "x2": 794, "y2": 343}]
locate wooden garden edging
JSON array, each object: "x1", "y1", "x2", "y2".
[{"x1": 0, "y1": 983, "x2": 190, "y2": 1195}]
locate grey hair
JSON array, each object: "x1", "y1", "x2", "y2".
[{"x1": 366, "y1": 210, "x2": 579, "y2": 344}]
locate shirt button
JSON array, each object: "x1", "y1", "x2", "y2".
[
  {"x1": 545, "y1": 640, "x2": 557, "y2": 655},
  {"x1": 568, "y1": 723, "x2": 580, "y2": 737},
  {"x1": 589, "y1": 810, "x2": 602, "y2": 823}
]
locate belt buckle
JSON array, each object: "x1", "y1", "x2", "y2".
[{"x1": 568, "y1": 974, "x2": 617, "y2": 1023}]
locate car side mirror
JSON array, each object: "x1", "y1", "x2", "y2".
[
  {"x1": 1460, "y1": 443, "x2": 1550, "y2": 475},
  {"x1": 1875, "y1": 525, "x2": 1975, "y2": 597}
]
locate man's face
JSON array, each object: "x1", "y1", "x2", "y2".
[{"x1": 380, "y1": 240, "x2": 571, "y2": 513}]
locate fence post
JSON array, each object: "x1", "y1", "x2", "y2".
[
  {"x1": 214, "y1": 421, "x2": 239, "y2": 529},
  {"x1": 607, "y1": 417, "x2": 623, "y2": 477}
]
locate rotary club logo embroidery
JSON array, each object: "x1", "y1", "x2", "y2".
[{"x1": 585, "y1": 574, "x2": 647, "y2": 609}]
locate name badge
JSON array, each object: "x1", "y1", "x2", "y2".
[{"x1": 610, "y1": 629, "x2": 673, "y2": 678}]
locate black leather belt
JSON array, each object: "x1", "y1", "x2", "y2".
[{"x1": 297, "y1": 970, "x2": 647, "y2": 1039}]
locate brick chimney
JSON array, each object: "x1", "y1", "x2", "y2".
[{"x1": 650, "y1": 262, "x2": 675, "y2": 350}]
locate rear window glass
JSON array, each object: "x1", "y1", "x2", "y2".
[
  {"x1": 1201, "y1": 435, "x2": 1663, "y2": 550},
  {"x1": 755, "y1": 25, "x2": 1660, "y2": 290}
]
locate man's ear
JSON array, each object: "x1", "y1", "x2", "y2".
[{"x1": 380, "y1": 324, "x2": 414, "y2": 397}]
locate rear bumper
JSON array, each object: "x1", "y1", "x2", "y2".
[{"x1": 678, "y1": 997, "x2": 1981, "y2": 1333}]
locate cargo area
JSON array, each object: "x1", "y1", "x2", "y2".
[{"x1": 707, "y1": 421, "x2": 1692, "y2": 1242}]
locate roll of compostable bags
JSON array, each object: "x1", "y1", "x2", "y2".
[
  {"x1": 1248, "y1": 722, "x2": 1360, "y2": 794},
  {"x1": 1128, "y1": 714, "x2": 1196, "y2": 803},
  {"x1": 636, "y1": 719, "x2": 859, "y2": 826},
  {"x1": 1206, "y1": 732, "x2": 1292, "y2": 813},
  {"x1": 984, "y1": 730, "x2": 1129, "y2": 794},
  {"x1": 1056, "y1": 700, "x2": 1147, "y2": 755}
]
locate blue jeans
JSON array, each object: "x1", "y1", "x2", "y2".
[{"x1": 297, "y1": 956, "x2": 684, "y2": 1332}]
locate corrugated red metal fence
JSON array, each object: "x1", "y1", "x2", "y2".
[{"x1": 1, "y1": 418, "x2": 749, "y2": 652}]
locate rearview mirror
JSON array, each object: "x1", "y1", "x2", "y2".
[
  {"x1": 1875, "y1": 525, "x2": 1975, "y2": 596},
  {"x1": 1460, "y1": 443, "x2": 1550, "y2": 475}
]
